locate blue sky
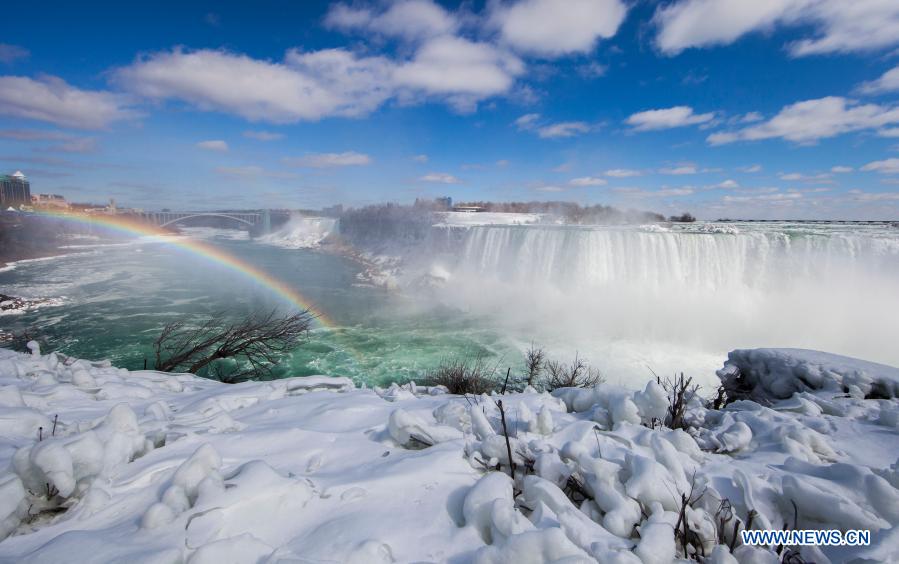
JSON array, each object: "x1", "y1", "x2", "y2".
[{"x1": 2, "y1": 0, "x2": 899, "y2": 219}]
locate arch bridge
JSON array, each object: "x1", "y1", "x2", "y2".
[{"x1": 141, "y1": 211, "x2": 265, "y2": 229}]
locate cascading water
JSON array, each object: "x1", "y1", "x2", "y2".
[
  {"x1": 259, "y1": 216, "x2": 337, "y2": 249},
  {"x1": 426, "y1": 222, "x2": 899, "y2": 380}
]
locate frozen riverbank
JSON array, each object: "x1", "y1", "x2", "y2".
[{"x1": 0, "y1": 346, "x2": 896, "y2": 563}]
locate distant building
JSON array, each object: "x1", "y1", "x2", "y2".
[
  {"x1": 435, "y1": 196, "x2": 453, "y2": 210},
  {"x1": 0, "y1": 171, "x2": 31, "y2": 209},
  {"x1": 32, "y1": 193, "x2": 70, "y2": 210}
]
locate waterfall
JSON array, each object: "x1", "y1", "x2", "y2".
[
  {"x1": 428, "y1": 222, "x2": 899, "y2": 371},
  {"x1": 258, "y1": 216, "x2": 337, "y2": 249}
]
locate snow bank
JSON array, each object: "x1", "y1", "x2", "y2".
[
  {"x1": 0, "y1": 347, "x2": 896, "y2": 563},
  {"x1": 719, "y1": 348, "x2": 899, "y2": 401}
]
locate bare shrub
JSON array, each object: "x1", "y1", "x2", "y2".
[
  {"x1": 153, "y1": 309, "x2": 315, "y2": 383},
  {"x1": 658, "y1": 373, "x2": 701, "y2": 430},
  {"x1": 544, "y1": 352, "x2": 603, "y2": 390},
  {"x1": 524, "y1": 344, "x2": 545, "y2": 388},
  {"x1": 423, "y1": 354, "x2": 498, "y2": 395}
]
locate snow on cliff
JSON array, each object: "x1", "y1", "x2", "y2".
[{"x1": 0, "y1": 345, "x2": 897, "y2": 563}]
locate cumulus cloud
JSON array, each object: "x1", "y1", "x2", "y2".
[
  {"x1": 196, "y1": 140, "x2": 228, "y2": 152},
  {"x1": 707, "y1": 97, "x2": 899, "y2": 145},
  {"x1": 244, "y1": 130, "x2": 284, "y2": 141},
  {"x1": 393, "y1": 36, "x2": 524, "y2": 111},
  {"x1": 113, "y1": 40, "x2": 521, "y2": 122},
  {"x1": 653, "y1": 0, "x2": 899, "y2": 57},
  {"x1": 831, "y1": 165, "x2": 853, "y2": 173},
  {"x1": 861, "y1": 158, "x2": 899, "y2": 174},
  {"x1": 283, "y1": 151, "x2": 372, "y2": 168},
  {"x1": 0, "y1": 44, "x2": 29, "y2": 64},
  {"x1": 0, "y1": 75, "x2": 136, "y2": 129},
  {"x1": 325, "y1": 0, "x2": 457, "y2": 40},
  {"x1": 626, "y1": 106, "x2": 715, "y2": 131},
  {"x1": 569, "y1": 176, "x2": 607, "y2": 186},
  {"x1": 491, "y1": 0, "x2": 628, "y2": 57},
  {"x1": 113, "y1": 48, "x2": 394, "y2": 123},
  {"x1": 418, "y1": 172, "x2": 460, "y2": 183},
  {"x1": 857, "y1": 65, "x2": 899, "y2": 95}
]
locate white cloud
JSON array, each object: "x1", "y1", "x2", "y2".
[
  {"x1": 393, "y1": 36, "x2": 524, "y2": 111},
  {"x1": 0, "y1": 44, "x2": 29, "y2": 64},
  {"x1": 848, "y1": 189, "x2": 899, "y2": 201},
  {"x1": 615, "y1": 187, "x2": 694, "y2": 197},
  {"x1": 537, "y1": 121, "x2": 591, "y2": 138},
  {"x1": 659, "y1": 165, "x2": 698, "y2": 175},
  {"x1": 569, "y1": 176, "x2": 607, "y2": 186},
  {"x1": 114, "y1": 40, "x2": 520, "y2": 123},
  {"x1": 325, "y1": 0, "x2": 457, "y2": 41},
  {"x1": 536, "y1": 185, "x2": 565, "y2": 192},
  {"x1": 878, "y1": 127, "x2": 899, "y2": 138},
  {"x1": 114, "y1": 48, "x2": 393, "y2": 123},
  {"x1": 0, "y1": 128, "x2": 96, "y2": 153},
  {"x1": 413, "y1": 154, "x2": 429, "y2": 163},
  {"x1": 778, "y1": 172, "x2": 832, "y2": 181},
  {"x1": 514, "y1": 113, "x2": 541, "y2": 129},
  {"x1": 723, "y1": 192, "x2": 802, "y2": 203},
  {"x1": 196, "y1": 140, "x2": 228, "y2": 152},
  {"x1": 713, "y1": 179, "x2": 739, "y2": 189},
  {"x1": 857, "y1": 65, "x2": 899, "y2": 95},
  {"x1": 514, "y1": 113, "x2": 591, "y2": 138},
  {"x1": 577, "y1": 62, "x2": 608, "y2": 78},
  {"x1": 244, "y1": 130, "x2": 284, "y2": 141},
  {"x1": 737, "y1": 164, "x2": 762, "y2": 173},
  {"x1": 491, "y1": 0, "x2": 628, "y2": 57},
  {"x1": 604, "y1": 168, "x2": 642, "y2": 177},
  {"x1": 861, "y1": 158, "x2": 899, "y2": 174},
  {"x1": 283, "y1": 151, "x2": 372, "y2": 168},
  {"x1": 831, "y1": 165, "x2": 853, "y2": 173},
  {"x1": 0, "y1": 75, "x2": 136, "y2": 129},
  {"x1": 419, "y1": 172, "x2": 460, "y2": 183},
  {"x1": 654, "y1": 0, "x2": 899, "y2": 57},
  {"x1": 215, "y1": 165, "x2": 296, "y2": 179},
  {"x1": 626, "y1": 106, "x2": 715, "y2": 131},
  {"x1": 707, "y1": 97, "x2": 899, "y2": 145}
]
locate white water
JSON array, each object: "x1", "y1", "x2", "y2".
[
  {"x1": 259, "y1": 216, "x2": 337, "y2": 249},
  {"x1": 426, "y1": 222, "x2": 899, "y2": 378}
]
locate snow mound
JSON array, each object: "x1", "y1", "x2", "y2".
[
  {"x1": 719, "y1": 348, "x2": 899, "y2": 401},
  {"x1": 0, "y1": 347, "x2": 896, "y2": 563}
]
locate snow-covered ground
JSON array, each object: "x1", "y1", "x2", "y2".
[{"x1": 0, "y1": 345, "x2": 897, "y2": 563}]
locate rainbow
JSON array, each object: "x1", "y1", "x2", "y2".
[{"x1": 31, "y1": 210, "x2": 337, "y2": 328}]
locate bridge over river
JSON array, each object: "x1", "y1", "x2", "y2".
[{"x1": 138, "y1": 210, "x2": 275, "y2": 232}]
